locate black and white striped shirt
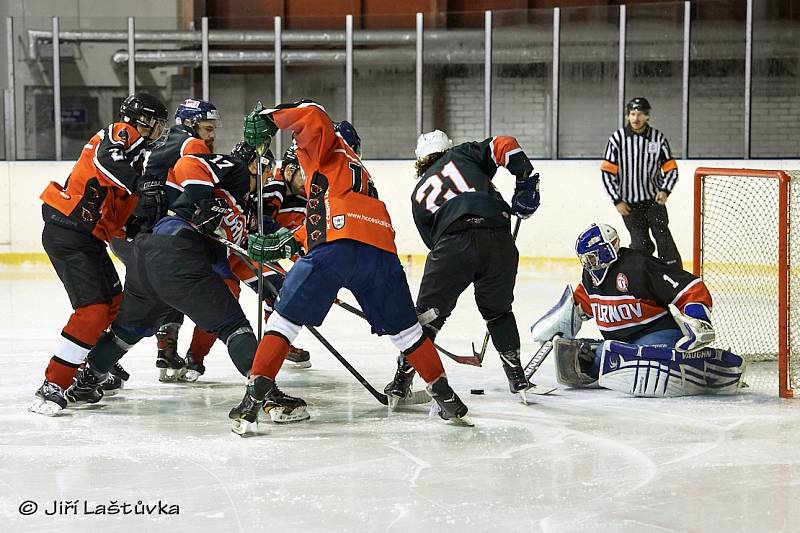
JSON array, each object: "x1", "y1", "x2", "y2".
[{"x1": 600, "y1": 125, "x2": 678, "y2": 204}]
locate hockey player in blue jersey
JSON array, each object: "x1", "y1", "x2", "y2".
[{"x1": 530, "y1": 222, "x2": 746, "y2": 397}]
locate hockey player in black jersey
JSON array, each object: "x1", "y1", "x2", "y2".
[
  {"x1": 385, "y1": 130, "x2": 541, "y2": 403},
  {"x1": 109, "y1": 98, "x2": 222, "y2": 382},
  {"x1": 530, "y1": 223, "x2": 746, "y2": 396}
]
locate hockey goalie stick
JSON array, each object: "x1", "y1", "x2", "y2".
[
  {"x1": 333, "y1": 299, "x2": 482, "y2": 367},
  {"x1": 192, "y1": 228, "x2": 430, "y2": 406},
  {"x1": 472, "y1": 216, "x2": 522, "y2": 363}
]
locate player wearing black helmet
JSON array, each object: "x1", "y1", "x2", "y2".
[
  {"x1": 31, "y1": 92, "x2": 168, "y2": 415},
  {"x1": 66, "y1": 144, "x2": 301, "y2": 418}
]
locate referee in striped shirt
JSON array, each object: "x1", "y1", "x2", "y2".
[{"x1": 600, "y1": 97, "x2": 682, "y2": 268}]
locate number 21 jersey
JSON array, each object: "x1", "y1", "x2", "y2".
[{"x1": 411, "y1": 136, "x2": 532, "y2": 249}]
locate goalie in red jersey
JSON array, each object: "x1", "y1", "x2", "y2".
[{"x1": 530, "y1": 223, "x2": 747, "y2": 397}]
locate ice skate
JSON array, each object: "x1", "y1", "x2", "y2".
[
  {"x1": 101, "y1": 362, "x2": 130, "y2": 396},
  {"x1": 500, "y1": 349, "x2": 533, "y2": 405},
  {"x1": 384, "y1": 357, "x2": 418, "y2": 410},
  {"x1": 427, "y1": 377, "x2": 473, "y2": 427},
  {"x1": 284, "y1": 345, "x2": 311, "y2": 369},
  {"x1": 230, "y1": 375, "x2": 272, "y2": 436},
  {"x1": 66, "y1": 365, "x2": 106, "y2": 404},
  {"x1": 156, "y1": 323, "x2": 185, "y2": 382},
  {"x1": 262, "y1": 383, "x2": 309, "y2": 423},
  {"x1": 28, "y1": 380, "x2": 68, "y2": 416},
  {"x1": 176, "y1": 351, "x2": 205, "y2": 382}
]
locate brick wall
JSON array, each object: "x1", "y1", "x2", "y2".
[{"x1": 209, "y1": 61, "x2": 799, "y2": 160}]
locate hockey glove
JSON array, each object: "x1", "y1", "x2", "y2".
[
  {"x1": 511, "y1": 173, "x2": 540, "y2": 219},
  {"x1": 669, "y1": 303, "x2": 716, "y2": 353},
  {"x1": 243, "y1": 101, "x2": 278, "y2": 147},
  {"x1": 248, "y1": 227, "x2": 300, "y2": 262},
  {"x1": 133, "y1": 175, "x2": 166, "y2": 229},
  {"x1": 192, "y1": 197, "x2": 230, "y2": 235}
]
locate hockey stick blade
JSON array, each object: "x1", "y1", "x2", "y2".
[
  {"x1": 526, "y1": 384, "x2": 557, "y2": 395},
  {"x1": 334, "y1": 299, "x2": 482, "y2": 367},
  {"x1": 388, "y1": 389, "x2": 432, "y2": 410}
]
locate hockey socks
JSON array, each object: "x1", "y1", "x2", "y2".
[
  {"x1": 44, "y1": 356, "x2": 80, "y2": 390},
  {"x1": 250, "y1": 333, "x2": 291, "y2": 379},
  {"x1": 403, "y1": 337, "x2": 445, "y2": 385},
  {"x1": 188, "y1": 326, "x2": 217, "y2": 362}
]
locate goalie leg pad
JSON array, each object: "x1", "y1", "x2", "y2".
[
  {"x1": 598, "y1": 342, "x2": 746, "y2": 396},
  {"x1": 552, "y1": 336, "x2": 601, "y2": 388},
  {"x1": 530, "y1": 285, "x2": 585, "y2": 342}
]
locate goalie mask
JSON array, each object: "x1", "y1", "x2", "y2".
[{"x1": 575, "y1": 223, "x2": 620, "y2": 286}]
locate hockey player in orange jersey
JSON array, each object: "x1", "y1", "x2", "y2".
[
  {"x1": 30, "y1": 92, "x2": 169, "y2": 416},
  {"x1": 228, "y1": 100, "x2": 472, "y2": 434}
]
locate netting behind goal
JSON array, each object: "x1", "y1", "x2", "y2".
[{"x1": 694, "y1": 168, "x2": 800, "y2": 398}]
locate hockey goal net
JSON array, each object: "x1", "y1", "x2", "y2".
[{"x1": 694, "y1": 167, "x2": 800, "y2": 398}]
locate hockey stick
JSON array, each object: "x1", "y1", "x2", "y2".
[
  {"x1": 471, "y1": 216, "x2": 522, "y2": 363},
  {"x1": 524, "y1": 337, "x2": 555, "y2": 380},
  {"x1": 333, "y1": 299, "x2": 482, "y2": 367},
  {"x1": 256, "y1": 150, "x2": 266, "y2": 340}
]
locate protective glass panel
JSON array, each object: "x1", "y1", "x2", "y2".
[
  {"x1": 279, "y1": 14, "x2": 345, "y2": 155},
  {"x1": 422, "y1": 11, "x2": 484, "y2": 146},
  {"x1": 558, "y1": 5, "x2": 620, "y2": 158},
  {"x1": 491, "y1": 9, "x2": 553, "y2": 159},
  {"x1": 688, "y1": 0, "x2": 746, "y2": 157},
  {"x1": 625, "y1": 2, "x2": 685, "y2": 157},
  {"x1": 750, "y1": 0, "x2": 800, "y2": 157},
  {"x1": 353, "y1": 13, "x2": 416, "y2": 159},
  {"x1": 204, "y1": 16, "x2": 276, "y2": 156}
]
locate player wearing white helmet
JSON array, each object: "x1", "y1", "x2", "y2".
[
  {"x1": 530, "y1": 222, "x2": 746, "y2": 397},
  {"x1": 386, "y1": 129, "x2": 541, "y2": 403}
]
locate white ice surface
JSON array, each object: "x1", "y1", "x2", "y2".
[{"x1": 1, "y1": 264, "x2": 799, "y2": 533}]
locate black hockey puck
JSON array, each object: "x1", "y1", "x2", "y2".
[{"x1": 470, "y1": 389, "x2": 484, "y2": 395}]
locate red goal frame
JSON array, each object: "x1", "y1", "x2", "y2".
[{"x1": 693, "y1": 167, "x2": 793, "y2": 398}]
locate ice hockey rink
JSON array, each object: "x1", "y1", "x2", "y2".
[{"x1": 1, "y1": 262, "x2": 798, "y2": 533}]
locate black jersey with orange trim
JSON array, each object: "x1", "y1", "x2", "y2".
[
  {"x1": 259, "y1": 101, "x2": 396, "y2": 254},
  {"x1": 145, "y1": 124, "x2": 211, "y2": 183},
  {"x1": 572, "y1": 247, "x2": 713, "y2": 342},
  {"x1": 167, "y1": 153, "x2": 251, "y2": 245},
  {"x1": 411, "y1": 136, "x2": 533, "y2": 249},
  {"x1": 40, "y1": 122, "x2": 147, "y2": 242}
]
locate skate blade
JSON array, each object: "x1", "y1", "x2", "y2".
[
  {"x1": 231, "y1": 418, "x2": 260, "y2": 436},
  {"x1": 518, "y1": 390, "x2": 528, "y2": 405},
  {"x1": 451, "y1": 414, "x2": 475, "y2": 427},
  {"x1": 266, "y1": 405, "x2": 310, "y2": 423},
  {"x1": 428, "y1": 404, "x2": 475, "y2": 427},
  {"x1": 387, "y1": 395, "x2": 400, "y2": 411},
  {"x1": 177, "y1": 370, "x2": 201, "y2": 383},
  {"x1": 158, "y1": 368, "x2": 181, "y2": 382},
  {"x1": 284, "y1": 360, "x2": 312, "y2": 369},
  {"x1": 28, "y1": 398, "x2": 64, "y2": 416}
]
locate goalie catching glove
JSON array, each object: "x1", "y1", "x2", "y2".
[
  {"x1": 248, "y1": 227, "x2": 300, "y2": 262},
  {"x1": 669, "y1": 303, "x2": 715, "y2": 353}
]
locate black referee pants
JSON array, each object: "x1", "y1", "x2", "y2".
[{"x1": 621, "y1": 200, "x2": 682, "y2": 268}]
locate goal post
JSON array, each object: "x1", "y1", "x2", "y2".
[{"x1": 693, "y1": 167, "x2": 798, "y2": 398}]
